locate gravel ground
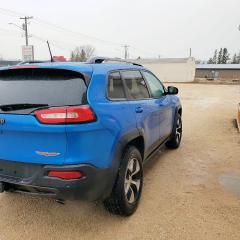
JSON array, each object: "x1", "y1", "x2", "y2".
[{"x1": 0, "y1": 83, "x2": 239, "y2": 240}]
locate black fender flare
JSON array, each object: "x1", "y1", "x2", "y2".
[
  {"x1": 101, "y1": 128, "x2": 143, "y2": 199},
  {"x1": 175, "y1": 105, "x2": 182, "y2": 117}
]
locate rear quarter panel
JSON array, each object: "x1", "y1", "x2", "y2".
[{"x1": 65, "y1": 70, "x2": 137, "y2": 168}]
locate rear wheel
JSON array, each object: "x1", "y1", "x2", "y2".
[
  {"x1": 103, "y1": 146, "x2": 143, "y2": 216},
  {"x1": 166, "y1": 113, "x2": 182, "y2": 149}
]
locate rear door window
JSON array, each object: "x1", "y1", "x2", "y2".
[
  {"x1": 107, "y1": 71, "x2": 126, "y2": 100},
  {"x1": 0, "y1": 68, "x2": 87, "y2": 113},
  {"x1": 121, "y1": 70, "x2": 149, "y2": 100}
]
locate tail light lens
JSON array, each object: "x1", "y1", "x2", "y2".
[
  {"x1": 48, "y1": 171, "x2": 82, "y2": 180},
  {"x1": 35, "y1": 105, "x2": 96, "y2": 124}
]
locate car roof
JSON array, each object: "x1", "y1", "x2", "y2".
[{"x1": 0, "y1": 62, "x2": 144, "y2": 76}]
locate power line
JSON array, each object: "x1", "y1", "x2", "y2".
[
  {"x1": 33, "y1": 18, "x2": 157, "y2": 57},
  {"x1": 32, "y1": 18, "x2": 122, "y2": 47},
  {"x1": 130, "y1": 46, "x2": 158, "y2": 57},
  {"x1": 0, "y1": 7, "x2": 122, "y2": 47},
  {"x1": 0, "y1": 8, "x2": 122, "y2": 46},
  {"x1": 0, "y1": 7, "x2": 23, "y2": 17},
  {"x1": 31, "y1": 34, "x2": 72, "y2": 52},
  {"x1": 0, "y1": 7, "x2": 158, "y2": 58},
  {"x1": 0, "y1": 27, "x2": 17, "y2": 33},
  {"x1": 5, "y1": 23, "x2": 71, "y2": 53}
]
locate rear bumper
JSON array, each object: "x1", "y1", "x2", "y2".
[{"x1": 0, "y1": 160, "x2": 115, "y2": 201}]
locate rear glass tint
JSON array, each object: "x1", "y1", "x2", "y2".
[
  {"x1": 121, "y1": 70, "x2": 149, "y2": 100},
  {"x1": 0, "y1": 68, "x2": 87, "y2": 107},
  {"x1": 107, "y1": 71, "x2": 126, "y2": 99}
]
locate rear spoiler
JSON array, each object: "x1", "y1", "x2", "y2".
[{"x1": 0, "y1": 67, "x2": 91, "y2": 86}]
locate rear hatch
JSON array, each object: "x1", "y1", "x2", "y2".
[{"x1": 0, "y1": 67, "x2": 88, "y2": 165}]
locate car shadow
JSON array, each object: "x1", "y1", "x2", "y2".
[
  {"x1": 0, "y1": 145, "x2": 172, "y2": 239},
  {"x1": 143, "y1": 145, "x2": 169, "y2": 176}
]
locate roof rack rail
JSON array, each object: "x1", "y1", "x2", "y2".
[
  {"x1": 17, "y1": 61, "x2": 49, "y2": 66},
  {"x1": 87, "y1": 57, "x2": 143, "y2": 67}
]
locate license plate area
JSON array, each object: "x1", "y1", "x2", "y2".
[{"x1": 0, "y1": 159, "x2": 43, "y2": 179}]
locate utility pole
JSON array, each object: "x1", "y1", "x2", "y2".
[
  {"x1": 20, "y1": 16, "x2": 33, "y2": 46},
  {"x1": 123, "y1": 45, "x2": 130, "y2": 59},
  {"x1": 189, "y1": 48, "x2": 192, "y2": 57}
]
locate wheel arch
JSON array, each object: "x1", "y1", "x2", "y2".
[
  {"x1": 117, "y1": 129, "x2": 145, "y2": 161},
  {"x1": 122, "y1": 136, "x2": 145, "y2": 161},
  {"x1": 174, "y1": 105, "x2": 182, "y2": 123},
  {"x1": 178, "y1": 106, "x2": 182, "y2": 116},
  {"x1": 103, "y1": 130, "x2": 145, "y2": 199}
]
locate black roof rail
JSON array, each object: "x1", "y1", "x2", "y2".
[
  {"x1": 87, "y1": 57, "x2": 143, "y2": 67},
  {"x1": 17, "y1": 61, "x2": 50, "y2": 65}
]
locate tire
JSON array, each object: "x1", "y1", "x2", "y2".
[
  {"x1": 165, "y1": 113, "x2": 182, "y2": 149},
  {"x1": 103, "y1": 146, "x2": 143, "y2": 216}
]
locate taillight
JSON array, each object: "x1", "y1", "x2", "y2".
[
  {"x1": 48, "y1": 171, "x2": 82, "y2": 180},
  {"x1": 35, "y1": 105, "x2": 96, "y2": 124}
]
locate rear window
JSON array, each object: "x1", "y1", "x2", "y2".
[{"x1": 0, "y1": 68, "x2": 87, "y2": 108}]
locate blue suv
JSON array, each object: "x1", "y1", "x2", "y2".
[{"x1": 0, "y1": 58, "x2": 182, "y2": 216}]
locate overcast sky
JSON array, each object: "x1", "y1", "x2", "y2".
[{"x1": 0, "y1": 0, "x2": 239, "y2": 61}]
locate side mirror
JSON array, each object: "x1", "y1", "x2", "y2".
[{"x1": 167, "y1": 86, "x2": 178, "y2": 95}]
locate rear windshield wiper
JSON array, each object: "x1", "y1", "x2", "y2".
[{"x1": 0, "y1": 103, "x2": 49, "y2": 112}]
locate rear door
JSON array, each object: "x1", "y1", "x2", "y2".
[
  {"x1": 121, "y1": 70, "x2": 160, "y2": 153},
  {"x1": 0, "y1": 68, "x2": 87, "y2": 165}
]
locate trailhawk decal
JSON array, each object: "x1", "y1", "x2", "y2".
[{"x1": 35, "y1": 151, "x2": 61, "y2": 157}]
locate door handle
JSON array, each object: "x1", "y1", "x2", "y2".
[{"x1": 135, "y1": 107, "x2": 143, "y2": 113}]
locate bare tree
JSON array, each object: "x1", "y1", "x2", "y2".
[
  {"x1": 84, "y1": 45, "x2": 95, "y2": 60},
  {"x1": 70, "y1": 45, "x2": 95, "y2": 62}
]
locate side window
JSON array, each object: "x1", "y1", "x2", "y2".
[
  {"x1": 142, "y1": 71, "x2": 165, "y2": 98},
  {"x1": 121, "y1": 70, "x2": 149, "y2": 100},
  {"x1": 107, "y1": 71, "x2": 126, "y2": 100}
]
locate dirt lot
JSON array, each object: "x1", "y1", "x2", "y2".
[{"x1": 0, "y1": 84, "x2": 239, "y2": 240}]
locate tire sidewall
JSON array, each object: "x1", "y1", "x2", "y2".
[
  {"x1": 175, "y1": 114, "x2": 182, "y2": 145},
  {"x1": 117, "y1": 146, "x2": 143, "y2": 215},
  {"x1": 172, "y1": 113, "x2": 182, "y2": 145}
]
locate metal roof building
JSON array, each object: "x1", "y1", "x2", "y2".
[
  {"x1": 196, "y1": 64, "x2": 240, "y2": 80},
  {"x1": 197, "y1": 64, "x2": 240, "y2": 70},
  {"x1": 0, "y1": 60, "x2": 20, "y2": 67}
]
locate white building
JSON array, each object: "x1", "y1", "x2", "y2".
[{"x1": 134, "y1": 57, "x2": 196, "y2": 83}]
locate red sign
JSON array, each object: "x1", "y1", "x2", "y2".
[{"x1": 53, "y1": 56, "x2": 67, "y2": 62}]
